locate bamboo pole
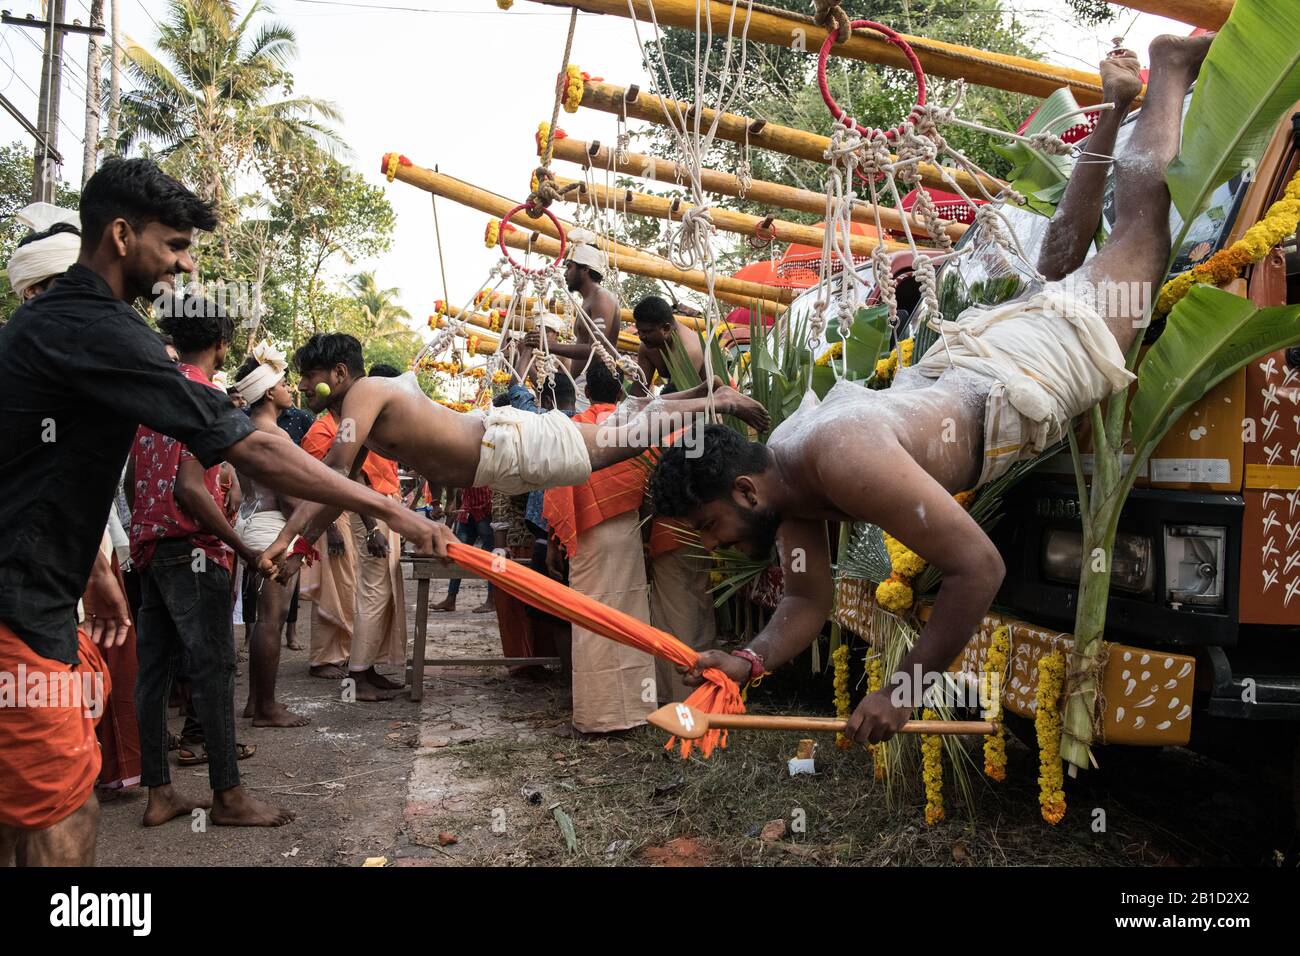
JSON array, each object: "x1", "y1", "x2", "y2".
[
  {"x1": 529, "y1": 0, "x2": 1107, "y2": 103},
  {"x1": 431, "y1": 315, "x2": 501, "y2": 356},
  {"x1": 553, "y1": 174, "x2": 910, "y2": 258},
  {"x1": 1108, "y1": 0, "x2": 1232, "y2": 30},
  {"x1": 472, "y1": 288, "x2": 711, "y2": 333},
  {"x1": 572, "y1": 79, "x2": 1004, "y2": 196},
  {"x1": 436, "y1": 299, "x2": 643, "y2": 353},
  {"x1": 551, "y1": 135, "x2": 968, "y2": 241},
  {"x1": 496, "y1": 221, "x2": 795, "y2": 309},
  {"x1": 386, "y1": 156, "x2": 674, "y2": 275}
]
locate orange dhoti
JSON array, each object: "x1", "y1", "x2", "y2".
[
  {"x1": 301, "y1": 513, "x2": 356, "y2": 667},
  {"x1": 0, "y1": 624, "x2": 109, "y2": 829}
]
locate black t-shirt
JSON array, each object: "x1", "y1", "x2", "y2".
[
  {"x1": 276, "y1": 405, "x2": 315, "y2": 446},
  {"x1": 0, "y1": 264, "x2": 256, "y2": 663}
]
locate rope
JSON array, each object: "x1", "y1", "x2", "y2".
[
  {"x1": 812, "y1": 0, "x2": 852, "y2": 45},
  {"x1": 528, "y1": 7, "x2": 580, "y2": 218},
  {"x1": 430, "y1": 185, "x2": 450, "y2": 309}
]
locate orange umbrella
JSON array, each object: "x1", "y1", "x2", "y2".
[{"x1": 776, "y1": 220, "x2": 879, "y2": 287}]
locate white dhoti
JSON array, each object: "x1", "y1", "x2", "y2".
[
  {"x1": 471, "y1": 405, "x2": 592, "y2": 495},
  {"x1": 649, "y1": 548, "x2": 717, "y2": 705},
  {"x1": 569, "y1": 510, "x2": 656, "y2": 733},
  {"x1": 234, "y1": 509, "x2": 287, "y2": 552},
  {"x1": 913, "y1": 284, "x2": 1135, "y2": 487}
]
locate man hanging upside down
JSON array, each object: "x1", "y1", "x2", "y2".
[
  {"x1": 650, "y1": 36, "x2": 1213, "y2": 742},
  {"x1": 258, "y1": 351, "x2": 770, "y2": 572}
]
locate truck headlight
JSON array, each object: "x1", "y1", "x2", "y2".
[
  {"x1": 1042, "y1": 529, "x2": 1154, "y2": 596},
  {"x1": 1164, "y1": 525, "x2": 1227, "y2": 610}
]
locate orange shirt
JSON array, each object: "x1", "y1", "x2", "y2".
[{"x1": 302, "y1": 414, "x2": 400, "y2": 494}]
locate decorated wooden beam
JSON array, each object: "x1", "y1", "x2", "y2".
[
  {"x1": 529, "y1": 0, "x2": 1107, "y2": 103},
  {"x1": 567, "y1": 80, "x2": 1004, "y2": 196},
  {"x1": 430, "y1": 315, "x2": 502, "y2": 356},
  {"x1": 383, "y1": 153, "x2": 673, "y2": 273},
  {"x1": 1108, "y1": 0, "x2": 1232, "y2": 30},
  {"x1": 552, "y1": 174, "x2": 910, "y2": 258},
  {"x1": 495, "y1": 221, "x2": 794, "y2": 310},
  {"x1": 472, "y1": 288, "x2": 710, "y2": 334},
  {"x1": 434, "y1": 299, "x2": 642, "y2": 353},
  {"x1": 551, "y1": 135, "x2": 968, "y2": 242}
]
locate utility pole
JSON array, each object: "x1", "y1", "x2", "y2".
[
  {"x1": 106, "y1": 0, "x2": 119, "y2": 153},
  {"x1": 1, "y1": 6, "x2": 106, "y2": 200},
  {"x1": 82, "y1": 0, "x2": 104, "y2": 183}
]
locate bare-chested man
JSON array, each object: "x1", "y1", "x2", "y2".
[
  {"x1": 649, "y1": 36, "x2": 1212, "y2": 743},
  {"x1": 259, "y1": 348, "x2": 770, "y2": 571},
  {"x1": 632, "y1": 295, "x2": 707, "y2": 395},
  {"x1": 523, "y1": 231, "x2": 621, "y2": 378}
]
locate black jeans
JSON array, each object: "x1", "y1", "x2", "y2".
[
  {"x1": 446, "y1": 519, "x2": 495, "y2": 597},
  {"x1": 135, "y1": 539, "x2": 239, "y2": 792}
]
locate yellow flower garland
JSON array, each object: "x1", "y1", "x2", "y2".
[
  {"x1": 1034, "y1": 651, "x2": 1067, "y2": 825},
  {"x1": 832, "y1": 644, "x2": 852, "y2": 750},
  {"x1": 866, "y1": 654, "x2": 885, "y2": 780},
  {"x1": 982, "y1": 625, "x2": 1009, "y2": 782},
  {"x1": 873, "y1": 337, "x2": 914, "y2": 383},
  {"x1": 815, "y1": 341, "x2": 843, "y2": 367},
  {"x1": 875, "y1": 490, "x2": 976, "y2": 613},
  {"x1": 562, "y1": 65, "x2": 584, "y2": 113},
  {"x1": 467, "y1": 334, "x2": 481, "y2": 355},
  {"x1": 384, "y1": 152, "x2": 400, "y2": 183},
  {"x1": 1156, "y1": 168, "x2": 1300, "y2": 318},
  {"x1": 921, "y1": 707, "x2": 944, "y2": 825},
  {"x1": 485, "y1": 220, "x2": 500, "y2": 249}
]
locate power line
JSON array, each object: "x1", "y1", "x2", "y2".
[{"x1": 285, "y1": 0, "x2": 604, "y2": 14}]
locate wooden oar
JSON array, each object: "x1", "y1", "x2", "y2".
[{"x1": 648, "y1": 703, "x2": 997, "y2": 740}]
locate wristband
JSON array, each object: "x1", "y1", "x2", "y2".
[
  {"x1": 290, "y1": 537, "x2": 321, "y2": 567},
  {"x1": 731, "y1": 648, "x2": 766, "y2": 682}
]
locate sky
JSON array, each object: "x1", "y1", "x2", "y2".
[{"x1": 0, "y1": 0, "x2": 1194, "y2": 342}]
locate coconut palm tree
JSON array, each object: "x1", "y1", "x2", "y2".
[
  {"x1": 347, "y1": 271, "x2": 413, "y2": 342},
  {"x1": 116, "y1": 0, "x2": 343, "y2": 217}
]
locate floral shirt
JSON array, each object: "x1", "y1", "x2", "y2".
[{"x1": 128, "y1": 363, "x2": 230, "y2": 571}]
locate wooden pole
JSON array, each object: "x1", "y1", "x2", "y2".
[
  {"x1": 552, "y1": 174, "x2": 910, "y2": 258},
  {"x1": 472, "y1": 288, "x2": 712, "y2": 333},
  {"x1": 436, "y1": 300, "x2": 643, "y2": 353},
  {"x1": 431, "y1": 315, "x2": 501, "y2": 356},
  {"x1": 1107, "y1": 0, "x2": 1232, "y2": 30},
  {"x1": 528, "y1": 0, "x2": 1107, "y2": 103},
  {"x1": 387, "y1": 156, "x2": 675, "y2": 275},
  {"x1": 573, "y1": 79, "x2": 1004, "y2": 196},
  {"x1": 551, "y1": 136, "x2": 968, "y2": 242},
  {"x1": 497, "y1": 223, "x2": 794, "y2": 311}
]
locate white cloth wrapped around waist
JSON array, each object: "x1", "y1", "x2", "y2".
[
  {"x1": 235, "y1": 509, "x2": 288, "y2": 552},
  {"x1": 913, "y1": 283, "x2": 1135, "y2": 430},
  {"x1": 471, "y1": 404, "x2": 592, "y2": 496}
]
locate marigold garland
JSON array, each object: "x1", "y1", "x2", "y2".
[
  {"x1": 866, "y1": 654, "x2": 885, "y2": 780},
  {"x1": 562, "y1": 64, "x2": 584, "y2": 113},
  {"x1": 468, "y1": 334, "x2": 481, "y2": 355},
  {"x1": 1156, "y1": 168, "x2": 1300, "y2": 318},
  {"x1": 982, "y1": 625, "x2": 1009, "y2": 782},
  {"x1": 1034, "y1": 651, "x2": 1067, "y2": 825},
  {"x1": 873, "y1": 338, "x2": 914, "y2": 383},
  {"x1": 491, "y1": 370, "x2": 511, "y2": 385},
  {"x1": 921, "y1": 707, "x2": 944, "y2": 825},
  {"x1": 484, "y1": 220, "x2": 501, "y2": 249},
  {"x1": 875, "y1": 490, "x2": 975, "y2": 613},
  {"x1": 815, "y1": 341, "x2": 843, "y2": 367},
  {"x1": 496, "y1": 0, "x2": 512, "y2": 9},
  {"x1": 832, "y1": 643, "x2": 853, "y2": 749}
]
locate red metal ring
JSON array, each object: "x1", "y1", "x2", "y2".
[
  {"x1": 817, "y1": 20, "x2": 926, "y2": 142},
  {"x1": 499, "y1": 203, "x2": 567, "y2": 275}
]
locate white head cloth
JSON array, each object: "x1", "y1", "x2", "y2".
[
  {"x1": 566, "y1": 227, "x2": 608, "y2": 276},
  {"x1": 234, "y1": 341, "x2": 288, "y2": 405},
  {"x1": 7, "y1": 203, "x2": 81, "y2": 298}
]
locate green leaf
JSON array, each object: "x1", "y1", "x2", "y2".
[
  {"x1": 811, "y1": 364, "x2": 837, "y2": 400},
  {"x1": 552, "y1": 806, "x2": 578, "y2": 854},
  {"x1": 991, "y1": 87, "x2": 1079, "y2": 219},
  {"x1": 1129, "y1": 285, "x2": 1300, "y2": 460},
  {"x1": 1165, "y1": 2, "x2": 1300, "y2": 223}
]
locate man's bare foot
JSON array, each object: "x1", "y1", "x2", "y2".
[
  {"x1": 284, "y1": 625, "x2": 303, "y2": 650},
  {"x1": 310, "y1": 663, "x2": 347, "y2": 679},
  {"x1": 716, "y1": 385, "x2": 771, "y2": 432},
  {"x1": 472, "y1": 600, "x2": 495, "y2": 614},
  {"x1": 241, "y1": 698, "x2": 253, "y2": 718},
  {"x1": 349, "y1": 673, "x2": 398, "y2": 702},
  {"x1": 142, "y1": 785, "x2": 211, "y2": 827},
  {"x1": 430, "y1": 596, "x2": 456, "y2": 612},
  {"x1": 1148, "y1": 32, "x2": 1214, "y2": 76},
  {"x1": 1100, "y1": 47, "x2": 1143, "y2": 107},
  {"x1": 210, "y1": 785, "x2": 295, "y2": 827},
  {"x1": 251, "y1": 702, "x2": 311, "y2": 727},
  {"x1": 353, "y1": 666, "x2": 403, "y2": 690}
]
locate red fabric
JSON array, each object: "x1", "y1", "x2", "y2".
[
  {"x1": 543, "y1": 403, "x2": 649, "y2": 559},
  {"x1": 128, "y1": 363, "x2": 229, "y2": 571},
  {"x1": 0, "y1": 623, "x2": 109, "y2": 828},
  {"x1": 648, "y1": 517, "x2": 692, "y2": 558},
  {"x1": 457, "y1": 486, "x2": 493, "y2": 524},
  {"x1": 95, "y1": 555, "x2": 140, "y2": 791},
  {"x1": 447, "y1": 541, "x2": 742, "y2": 758}
]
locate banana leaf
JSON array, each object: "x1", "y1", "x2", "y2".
[
  {"x1": 1129, "y1": 285, "x2": 1300, "y2": 461},
  {"x1": 991, "y1": 87, "x2": 1080, "y2": 219},
  {"x1": 825, "y1": 304, "x2": 891, "y2": 380},
  {"x1": 1165, "y1": 0, "x2": 1300, "y2": 223}
]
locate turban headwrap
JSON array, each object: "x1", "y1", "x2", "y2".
[
  {"x1": 7, "y1": 203, "x2": 81, "y2": 298},
  {"x1": 565, "y1": 227, "x2": 608, "y2": 276},
  {"x1": 233, "y1": 341, "x2": 288, "y2": 405}
]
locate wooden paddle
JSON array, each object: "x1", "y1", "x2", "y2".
[{"x1": 648, "y1": 703, "x2": 998, "y2": 740}]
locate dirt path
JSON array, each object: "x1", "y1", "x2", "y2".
[{"x1": 96, "y1": 570, "x2": 1295, "y2": 867}]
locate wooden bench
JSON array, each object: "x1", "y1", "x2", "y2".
[{"x1": 402, "y1": 555, "x2": 561, "y2": 701}]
